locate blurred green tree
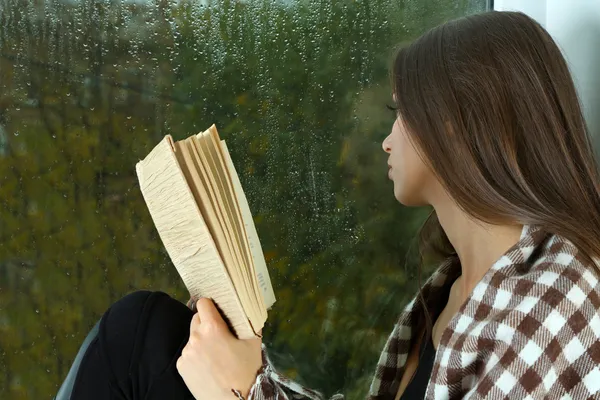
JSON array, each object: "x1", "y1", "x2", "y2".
[{"x1": 0, "y1": 0, "x2": 486, "y2": 398}]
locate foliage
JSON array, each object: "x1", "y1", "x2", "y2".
[{"x1": 0, "y1": 0, "x2": 485, "y2": 398}]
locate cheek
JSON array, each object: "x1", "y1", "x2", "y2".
[
  {"x1": 395, "y1": 151, "x2": 419, "y2": 188},
  {"x1": 395, "y1": 136, "x2": 419, "y2": 182},
  {"x1": 393, "y1": 143, "x2": 430, "y2": 206}
]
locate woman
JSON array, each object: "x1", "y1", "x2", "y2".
[{"x1": 58, "y1": 10, "x2": 600, "y2": 400}]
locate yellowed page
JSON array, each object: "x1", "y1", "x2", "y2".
[
  {"x1": 173, "y1": 140, "x2": 227, "y2": 267},
  {"x1": 194, "y1": 129, "x2": 263, "y2": 330},
  {"x1": 221, "y1": 140, "x2": 276, "y2": 310},
  {"x1": 203, "y1": 126, "x2": 267, "y2": 325},
  {"x1": 175, "y1": 136, "x2": 252, "y2": 328},
  {"x1": 135, "y1": 136, "x2": 256, "y2": 339},
  {"x1": 180, "y1": 137, "x2": 258, "y2": 331}
]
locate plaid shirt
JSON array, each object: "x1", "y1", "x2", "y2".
[{"x1": 247, "y1": 224, "x2": 600, "y2": 399}]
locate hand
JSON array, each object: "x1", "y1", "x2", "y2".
[{"x1": 176, "y1": 298, "x2": 263, "y2": 400}]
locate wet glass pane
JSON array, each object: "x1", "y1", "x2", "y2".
[{"x1": 0, "y1": 0, "x2": 487, "y2": 398}]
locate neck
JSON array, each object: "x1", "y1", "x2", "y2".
[{"x1": 432, "y1": 197, "x2": 524, "y2": 300}]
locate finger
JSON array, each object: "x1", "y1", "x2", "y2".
[
  {"x1": 189, "y1": 310, "x2": 201, "y2": 334},
  {"x1": 195, "y1": 298, "x2": 227, "y2": 330}
]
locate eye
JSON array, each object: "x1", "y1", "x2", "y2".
[{"x1": 386, "y1": 104, "x2": 399, "y2": 119}]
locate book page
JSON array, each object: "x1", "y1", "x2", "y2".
[
  {"x1": 174, "y1": 140, "x2": 229, "y2": 270},
  {"x1": 135, "y1": 136, "x2": 255, "y2": 339},
  {"x1": 204, "y1": 126, "x2": 267, "y2": 321},
  {"x1": 221, "y1": 140, "x2": 276, "y2": 309},
  {"x1": 180, "y1": 138, "x2": 257, "y2": 326},
  {"x1": 196, "y1": 128, "x2": 265, "y2": 327}
]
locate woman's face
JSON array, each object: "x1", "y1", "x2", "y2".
[{"x1": 382, "y1": 112, "x2": 434, "y2": 207}]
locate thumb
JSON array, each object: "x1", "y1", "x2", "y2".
[{"x1": 195, "y1": 298, "x2": 228, "y2": 330}]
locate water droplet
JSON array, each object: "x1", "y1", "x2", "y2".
[{"x1": 35, "y1": 309, "x2": 39, "y2": 314}]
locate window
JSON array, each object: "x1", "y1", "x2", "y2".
[{"x1": 0, "y1": 0, "x2": 488, "y2": 398}]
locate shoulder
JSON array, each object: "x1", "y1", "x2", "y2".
[
  {"x1": 452, "y1": 229, "x2": 600, "y2": 355},
  {"x1": 481, "y1": 229, "x2": 600, "y2": 315},
  {"x1": 453, "y1": 232, "x2": 600, "y2": 397},
  {"x1": 500, "y1": 258, "x2": 600, "y2": 344},
  {"x1": 476, "y1": 231, "x2": 600, "y2": 363},
  {"x1": 520, "y1": 231, "x2": 600, "y2": 312}
]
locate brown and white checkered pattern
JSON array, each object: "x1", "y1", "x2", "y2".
[{"x1": 248, "y1": 224, "x2": 600, "y2": 399}]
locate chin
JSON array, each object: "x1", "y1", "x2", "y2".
[{"x1": 393, "y1": 186, "x2": 428, "y2": 207}]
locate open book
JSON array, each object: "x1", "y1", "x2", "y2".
[{"x1": 135, "y1": 124, "x2": 276, "y2": 339}]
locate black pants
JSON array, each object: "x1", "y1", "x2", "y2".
[{"x1": 69, "y1": 290, "x2": 195, "y2": 400}]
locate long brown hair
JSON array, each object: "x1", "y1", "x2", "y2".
[{"x1": 390, "y1": 11, "x2": 600, "y2": 343}]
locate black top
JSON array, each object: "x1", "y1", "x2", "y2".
[{"x1": 399, "y1": 332, "x2": 437, "y2": 399}]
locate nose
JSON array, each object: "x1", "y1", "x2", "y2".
[{"x1": 382, "y1": 133, "x2": 391, "y2": 154}]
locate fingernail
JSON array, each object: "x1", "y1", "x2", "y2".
[{"x1": 187, "y1": 296, "x2": 197, "y2": 310}]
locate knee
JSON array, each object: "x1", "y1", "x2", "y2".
[
  {"x1": 103, "y1": 290, "x2": 192, "y2": 334},
  {"x1": 100, "y1": 290, "x2": 193, "y2": 376},
  {"x1": 113, "y1": 290, "x2": 157, "y2": 309},
  {"x1": 72, "y1": 291, "x2": 194, "y2": 399}
]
